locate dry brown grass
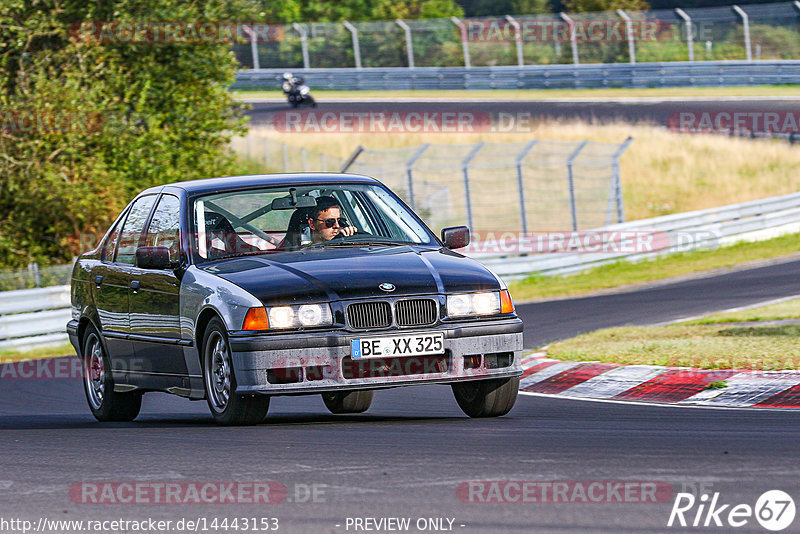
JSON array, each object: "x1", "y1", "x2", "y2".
[{"x1": 247, "y1": 121, "x2": 800, "y2": 221}]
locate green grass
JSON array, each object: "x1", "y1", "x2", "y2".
[
  {"x1": 548, "y1": 323, "x2": 800, "y2": 370},
  {"x1": 508, "y1": 232, "x2": 800, "y2": 301},
  {"x1": 232, "y1": 85, "x2": 800, "y2": 100},
  {"x1": 0, "y1": 343, "x2": 75, "y2": 364},
  {"x1": 547, "y1": 298, "x2": 800, "y2": 370},
  {"x1": 682, "y1": 299, "x2": 800, "y2": 325}
]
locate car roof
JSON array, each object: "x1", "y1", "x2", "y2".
[{"x1": 142, "y1": 173, "x2": 381, "y2": 196}]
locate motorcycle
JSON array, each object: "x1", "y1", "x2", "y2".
[{"x1": 281, "y1": 73, "x2": 316, "y2": 108}]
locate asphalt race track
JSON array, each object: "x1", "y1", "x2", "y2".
[
  {"x1": 246, "y1": 98, "x2": 800, "y2": 130},
  {"x1": 2, "y1": 258, "x2": 800, "y2": 533}
]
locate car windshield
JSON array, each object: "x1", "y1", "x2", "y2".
[{"x1": 191, "y1": 183, "x2": 438, "y2": 262}]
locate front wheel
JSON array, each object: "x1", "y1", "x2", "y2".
[
  {"x1": 452, "y1": 377, "x2": 519, "y2": 418},
  {"x1": 321, "y1": 390, "x2": 374, "y2": 414},
  {"x1": 203, "y1": 317, "x2": 270, "y2": 425},
  {"x1": 81, "y1": 325, "x2": 142, "y2": 422}
]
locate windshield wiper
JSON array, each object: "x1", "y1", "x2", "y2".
[
  {"x1": 206, "y1": 249, "x2": 282, "y2": 260},
  {"x1": 305, "y1": 239, "x2": 409, "y2": 248}
]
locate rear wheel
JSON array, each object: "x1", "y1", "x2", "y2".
[
  {"x1": 203, "y1": 317, "x2": 270, "y2": 425},
  {"x1": 81, "y1": 325, "x2": 142, "y2": 422},
  {"x1": 321, "y1": 390, "x2": 374, "y2": 414},
  {"x1": 452, "y1": 377, "x2": 519, "y2": 418}
]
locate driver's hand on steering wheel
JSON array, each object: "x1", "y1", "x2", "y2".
[{"x1": 338, "y1": 225, "x2": 357, "y2": 237}]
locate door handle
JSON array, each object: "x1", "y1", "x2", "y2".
[
  {"x1": 130, "y1": 280, "x2": 141, "y2": 293},
  {"x1": 94, "y1": 275, "x2": 103, "y2": 288}
]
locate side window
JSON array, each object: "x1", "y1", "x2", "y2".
[
  {"x1": 116, "y1": 195, "x2": 157, "y2": 265},
  {"x1": 144, "y1": 195, "x2": 181, "y2": 262},
  {"x1": 102, "y1": 218, "x2": 123, "y2": 262}
]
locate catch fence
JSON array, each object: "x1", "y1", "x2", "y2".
[
  {"x1": 233, "y1": 2, "x2": 800, "y2": 70},
  {"x1": 233, "y1": 133, "x2": 632, "y2": 234}
]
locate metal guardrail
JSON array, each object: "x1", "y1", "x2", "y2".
[
  {"x1": 472, "y1": 191, "x2": 800, "y2": 279},
  {"x1": 0, "y1": 286, "x2": 71, "y2": 351},
  {"x1": 232, "y1": 61, "x2": 800, "y2": 91}
]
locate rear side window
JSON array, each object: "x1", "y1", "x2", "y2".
[
  {"x1": 115, "y1": 195, "x2": 157, "y2": 265},
  {"x1": 144, "y1": 195, "x2": 181, "y2": 263},
  {"x1": 102, "y1": 219, "x2": 123, "y2": 262}
]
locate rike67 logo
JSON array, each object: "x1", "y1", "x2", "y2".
[{"x1": 668, "y1": 490, "x2": 795, "y2": 531}]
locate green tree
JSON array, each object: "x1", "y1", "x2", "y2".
[
  {"x1": 0, "y1": 0, "x2": 256, "y2": 267},
  {"x1": 562, "y1": 0, "x2": 649, "y2": 11}
]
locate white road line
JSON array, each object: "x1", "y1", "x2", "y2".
[{"x1": 653, "y1": 293, "x2": 800, "y2": 326}]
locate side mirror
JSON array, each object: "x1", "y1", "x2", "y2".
[
  {"x1": 441, "y1": 226, "x2": 470, "y2": 250},
  {"x1": 136, "y1": 246, "x2": 172, "y2": 270}
]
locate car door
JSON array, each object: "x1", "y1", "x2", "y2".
[
  {"x1": 129, "y1": 193, "x2": 187, "y2": 376},
  {"x1": 93, "y1": 194, "x2": 157, "y2": 376}
]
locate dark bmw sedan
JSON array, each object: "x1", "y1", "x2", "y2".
[{"x1": 67, "y1": 174, "x2": 523, "y2": 425}]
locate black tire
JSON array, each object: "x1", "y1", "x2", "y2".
[
  {"x1": 81, "y1": 325, "x2": 142, "y2": 422},
  {"x1": 451, "y1": 377, "x2": 519, "y2": 418},
  {"x1": 202, "y1": 317, "x2": 269, "y2": 425},
  {"x1": 321, "y1": 390, "x2": 374, "y2": 414}
]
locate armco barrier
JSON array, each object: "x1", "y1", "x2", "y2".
[
  {"x1": 0, "y1": 286, "x2": 71, "y2": 351},
  {"x1": 232, "y1": 61, "x2": 800, "y2": 91},
  {"x1": 472, "y1": 191, "x2": 800, "y2": 279},
  {"x1": 2, "y1": 192, "x2": 800, "y2": 349}
]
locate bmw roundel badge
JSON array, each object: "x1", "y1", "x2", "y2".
[{"x1": 379, "y1": 283, "x2": 395, "y2": 292}]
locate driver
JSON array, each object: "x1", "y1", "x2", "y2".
[{"x1": 308, "y1": 196, "x2": 357, "y2": 243}]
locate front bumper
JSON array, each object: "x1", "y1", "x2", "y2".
[{"x1": 228, "y1": 318, "x2": 523, "y2": 395}]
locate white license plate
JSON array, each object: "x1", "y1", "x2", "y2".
[{"x1": 351, "y1": 333, "x2": 444, "y2": 359}]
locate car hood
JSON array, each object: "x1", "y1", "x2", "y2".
[{"x1": 203, "y1": 246, "x2": 501, "y2": 305}]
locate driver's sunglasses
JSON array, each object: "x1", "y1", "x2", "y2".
[{"x1": 315, "y1": 217, "x2": 348, "y2": 229}]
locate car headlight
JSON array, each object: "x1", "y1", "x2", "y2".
[
  {"x1": 243, "y1": 304, "x2": 333, "y2": 330},
  {"x1": 269, "y1": 303, "x2": 332, "y2": 329},
  {"x1": 447, "y1": 291, "x2": 513, "y2": 318}
]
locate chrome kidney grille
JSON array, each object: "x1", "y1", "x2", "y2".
[
  {"x1": 395, "y1": 298, "x2": 437, "y2": 327},
  {"x1": 346, "y1": 299, "x2": 438, "y2": 329},
  {"x1": 347, "y1": 301, "x2": 392, "y2": 329}
]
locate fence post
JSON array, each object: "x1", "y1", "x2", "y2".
[
  {"x1": 241, "y1": 25, "x2": 260, "y2": 70},
  {"x1": 404, "y1": 144, "x2": 430, "y2": 210},
  {"x1": 515, "y1": 140, "x2": 538, "y2": 234},
  {"x1": 451, "y1": 17, "x2": 471, "y2": 68},
  {"x1": 505, "y1": 15, "x2": 524, "y2": 67},
  {"x1": 282, "y1": 143, "x2": 289, "y2": 171},
  {"x1": 321, "y1": 153, "x2": 327, "y2": 171},
  {"x1": 340, "y1": 146, "x2": 365, "y2": 173},
  {"x1": 292, "y1": 23, "x2": 310, "y2": 69},
  {"x1": 396, "y1": 19, "x2": 415, "y2": 68},
  {"x1": 732, "y1": 5, "x2": 752, "y2": 61},
  {"x1": 617, "y1": 10, "x2": 636, "y2": 65},
  {"x1": 675, "y1": 8, "x2": 694, "y2": 61},
  {"x1": 343, "y1": 21, "x2": 362, "y2": 69},
  {"x1": 264, "y1": 137, "x2": 270, "y2": 168},
  {"x1": 611, "y1": 136, "x2": 633, "y2": 224},
  {"x1": 29, "y1": 263, "x2": 41, "y2": 288},
  {"x1": 301, "y1": 147, "x2": 308, "y2": 171},
  {"x1": 566, "y1": 141, "x2": 588, "y2": 231},
  {"x1": 461, "y1": 143, "x2": 484, "y2": 230},
  {"x1": 560, "y1": 13, "x2": 579, "y2": 65}
]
